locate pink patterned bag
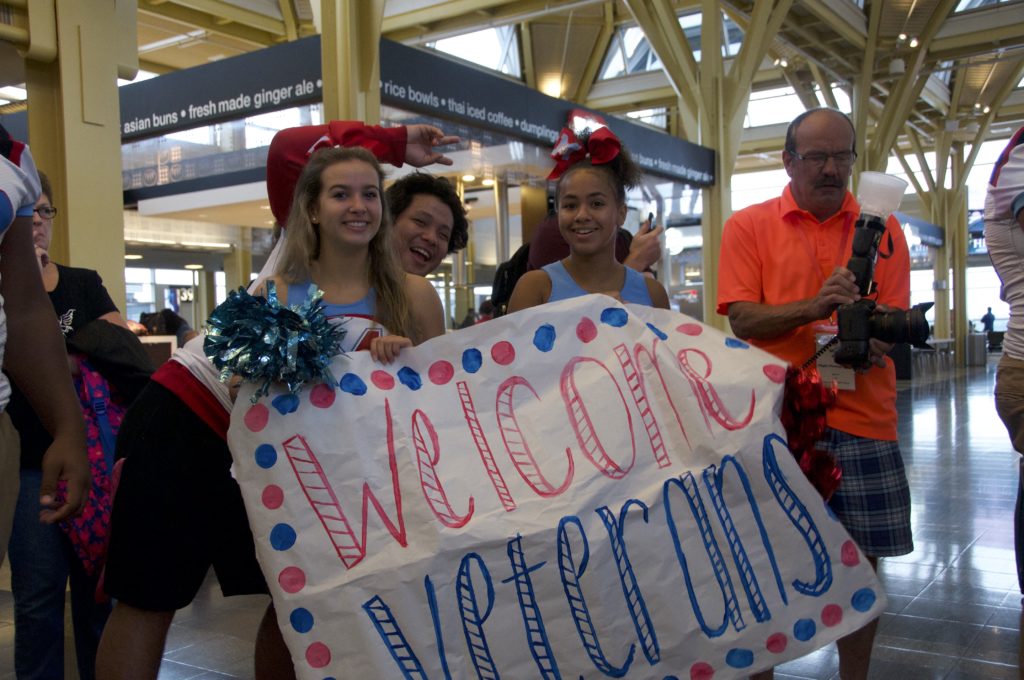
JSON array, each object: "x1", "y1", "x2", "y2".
[{"x1": 59, "y1": 355, "x2": 125, "y2": 577}]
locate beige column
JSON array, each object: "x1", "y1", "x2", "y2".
[
  {"x1": 24, "y1": 0, "x2": 137, "y2": 313},
  {"x1": 320, "y1": 0, "x2": 384, "y2": 123},
  {"x1": 949, "y1": 144, "x2": 970, "y2": 366},
  {"x1": 930, "y1": 192, "x2": 952, "y2": 343},
  {"x1": 195, "y1": 270, "x2": 217, "y2": 330},
  {"x1": 223, "y1": 227, "x2": 254, "y2": 292},
  {"x1": 519, "y1": 184, "x2": 549, "y2": 247}
]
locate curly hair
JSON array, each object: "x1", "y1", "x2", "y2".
[
  {"x1": 385, "y1": 172, "x2": 468, "y2": 253},
  {"x1": 555, "y1": 128, "x2": 644, "y2": 205}
]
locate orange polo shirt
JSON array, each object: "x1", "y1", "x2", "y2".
[{"x1": 716, "y1": 185, "x2": 910, "y2": 441}]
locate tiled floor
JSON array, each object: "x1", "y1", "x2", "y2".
[{"x1": 0, "y1": 355, "x2": 1021, "y2": 679}]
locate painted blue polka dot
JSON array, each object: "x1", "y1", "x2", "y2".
[
  {"x1": 725, "y1": 337, "x2": 750, "y2": 349},
  {"x1": 533, "y1": 324, "x2": 556, "y2": 352},
  {"x1": 646, "y1": 322, "x2": 668, "y2": 340},
  {"x1": 398, "y1": 367, "x2": 422, "y2": 390},
  {"x1": 462, "y1": 348, "x2": 483, "y2": 373},
  {"x1": 270, "y1": 523, "x2": 297, "y2": 550},
  {"x1": 339, "y1": 373, "x2": 367, "y2": 396},
  {"x1": 663, "y1": 676, "x2": 680, "y2": 680},
  {"x1": 255, "y1": 444, "x2": 277, "y2": 469},
  {"x1": 851, "y1": 587, "x2": 877, "y2": 612},
  {"x1": 600, "y1": 308, "x2": 629, "y2": 327},
  {"x1": 290, "y1": 607, "x2": 314, "y2": 634},
  {"x1": 725, "y1": 648, "x2": 754, "y2": 668},
  {"x1": 272, "y1": 393, "x2": 300, "y2": 415},
  {"x1": 793, "y1": 618, "x2": 816, "y2": 641}
]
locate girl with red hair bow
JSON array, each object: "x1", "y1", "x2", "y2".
[{"x1": 508, "y1": 127, "x2": 669, "y2": 312}]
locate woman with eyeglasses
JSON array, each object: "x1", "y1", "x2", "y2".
[{"x1": 5, "y1": 171, "x2": 129, "y2": 680}]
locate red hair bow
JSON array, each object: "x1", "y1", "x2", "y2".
[{"x1": 547, "y1": 126, "x2": 621, "y2": 180}]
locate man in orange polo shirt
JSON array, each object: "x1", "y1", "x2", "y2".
[{"x1": 717, "y1": 108, "x2": 912, "y2": 680}]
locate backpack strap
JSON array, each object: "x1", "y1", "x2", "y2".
[{"x1": 77, "y1": 357, "x2": 117, "y2": 474}]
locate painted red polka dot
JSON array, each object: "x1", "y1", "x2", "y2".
[
  {"x1": 278, "y1": 566, "x2": 306, "y2": 594},
  {"x1": 766, "y1": 632, "x2": 788, "y2": 653},
  {"x1": 244, "y1": 404, "x2": 269, "y2": 432},
  {"x1": 841, "y1": 540, "x2": 861, "y2": 566},
  {"x1": 262, "y1": 485, "x2": 284, "y2": 510},
  {"x1": 429, "y1": 360, "x2": 455, "y2": 385},
  {"x1": 305, "y1": 641, "x2": 331, "y2": 668},
  {"x1": 763, "y1": 364, "x2": 787, "y2": 383},
  {"x1": 491, "y1": 341, "x2": 515, "y2": 365},
  {"x1": 309, "y1": 383, "x2": 335, "y2": 408},
  {"x1": 576, "y1": 317, "x2": 597, "y2": 343},
  {"x1": 821, "y1": 603, "x2": 843, "y2": 627},
  {"x1": 371, "y1": 370, "x2": 395, "y2": 390},
  {"x1": 677, "y1": 323, "x2": 703, "y2": 336},
  {"x1": 690, "y1": 661, "x2": 715, "y2": 680}
]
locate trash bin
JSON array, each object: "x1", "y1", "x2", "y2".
[{"x1": 967, "y1": 333, "x2": 987, "y2": 367}]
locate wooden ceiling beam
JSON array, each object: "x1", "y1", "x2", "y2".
[
  {"x1": 383, "y1": 0, "x2": 605, "y2": 44},
  {"x1": 160, "y1": 0, "x2": 285, "y2": 36},
  {"x1": 138, "y1": 2, "x2": 279, "y2": 48},
  {"x1": 572, "y1": 2, "x2": 615, "y2": 103}
]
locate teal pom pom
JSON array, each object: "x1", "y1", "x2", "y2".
[{"x1": 204, "y1": 281, "x2": 346, "y2": 403}]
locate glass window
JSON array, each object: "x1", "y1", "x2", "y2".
[
  {"x1": 956, "y1": 0, "x2": 1013, "y2": 11},
  {"x1": 428, "y1": 26, "x2": 521, "y2": 78},
  {"x1": 623, "y1": 107, "x2": 668, "y2": 130},
  {"x1": 598, "y1": 10, "x2": 744, "y2": 80}
]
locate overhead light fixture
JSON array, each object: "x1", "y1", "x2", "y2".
[
  {"x1": 890, "y1": 58, "x2": 906, "y2": 75},
  {"x1": 180, "y1": 241, "x2": 232, "y2": 249},
  {"x1": 539, "y1": 75, "x2": 563, "y2": 98},
  {"x1": 975, "y1": 102, "x2": 982, "y2": 109},
  {"x1": 462, "y1": 174, "x2": 476, "y2": 182},
  {"x1": 898, "y1": 33, "x2": 908, "y2": 41},
  {"x1": 124, "y1": 254, "x2": 143, "y2": 260},
  {"x1": 773, "y1": 58, "x2": 788, "y2": 68},
  {"x1": 132, "y1": 237, "x2": 176, "y2": 245},
  {"x1": 908, "y1": 37, "x2": 919, "y2": 48},
  {"x1": 482, "y1": 178, "x2": 495, "y2": 187},
  {"x1": 260, "y1": 205, "x2": 271, "y2": 210},
  {"x1": 983, "y1": 105, "x2": 991, "y2": 114},
  {"x1": 184, "y1": 264, "x2": 204, "y2": 270}
]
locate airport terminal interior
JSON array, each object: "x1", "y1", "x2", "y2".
[
  {"x1": 1, "y1": 360, "x2": 1018, "y2": 679},
  {"x1": 1, "y1": 0, "x2": 1024, "y2": 677}
]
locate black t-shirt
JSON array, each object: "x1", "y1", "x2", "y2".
[{"x1": 5, "y1": 264, "x2": 118, "y2": 469}]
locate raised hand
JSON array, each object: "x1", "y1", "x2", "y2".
[{"x1": 404, "y1": 125, "x2": 460, "y2": 167}]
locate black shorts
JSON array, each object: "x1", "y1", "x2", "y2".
[{"x1": 104, "y1": 381, "x2": 268, "y2": 611}]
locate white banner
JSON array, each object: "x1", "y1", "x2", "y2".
[{"x1": 228, "y1": 295, "x2": 885, "y2": 679}]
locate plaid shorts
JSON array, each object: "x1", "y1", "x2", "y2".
[{"x1": 819, "y1": 428, "x2": 914, "y2": 557}]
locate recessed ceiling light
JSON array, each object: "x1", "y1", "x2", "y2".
[
  {"x1": 260, "y1": 205, "x2": 270, "y2": 210},
  {"x1": 462, "y1": 174, "x2": 476, "y2": 182},
  {"x1": 124, "y1": 254, "x2": 143, "y2": 260},
  {"x1": 184, "y1": 264, "x2": 204, "y2": 270},
  {"x1": 482, "y1": 178, "x2": 495, "y2": 187}
]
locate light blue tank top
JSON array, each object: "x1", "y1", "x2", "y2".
[
  {"x1": 286, "y1": 282, "x2": 385, "y2": 353},
  {"x1": 542, "y1": 261, "x2": 653, "y2": 305}
]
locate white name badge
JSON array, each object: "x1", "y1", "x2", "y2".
[{"x1": 815, "y1": 328, "x2": 856, "y2": 390}]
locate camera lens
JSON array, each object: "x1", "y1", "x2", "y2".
[{"x1": 869, "y1": 303, "x2": 931, "y2": 347}]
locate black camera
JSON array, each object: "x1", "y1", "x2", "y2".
[{"x1": 833, "y1": 174, "x2": 931, "y2": 367}]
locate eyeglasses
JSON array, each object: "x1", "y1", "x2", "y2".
[
  {"x1": 33, "y1": 206, "x2": 57, "y2": 219},
  {"x1": 788, "y1": 149, "x2": 857, "y2": 169}
]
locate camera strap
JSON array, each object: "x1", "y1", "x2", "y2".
[{"x1": 878, "y1": 232, "x2": 895, "y2": 260}]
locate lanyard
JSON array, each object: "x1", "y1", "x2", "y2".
[{"x1": 795, "y1": 213, "x2": 854, "y2": 287}]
